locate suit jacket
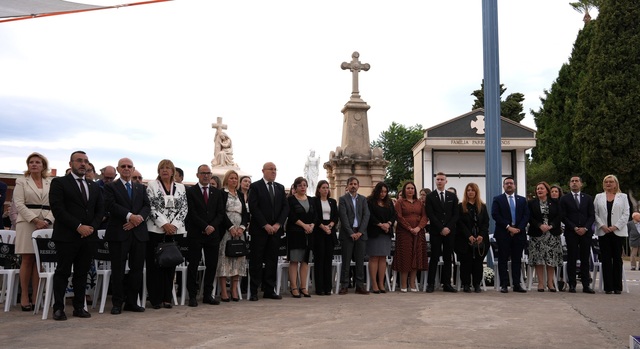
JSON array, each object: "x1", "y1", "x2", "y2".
[
  {"x1": 559, "y1": 191, "x2": 595, "y2": 236},
  {"x1": 14, "y1": 176, "x2": 54, "y2": 224},
  {"x1": 248, "y1": 179, "x2": 289, "y2": 234},
  {"x1": 491, "y1": 193, "x2": 529, "y2": 240},
  {"x1": 49, "y1": 173, "x2": 104, "y2": 242},
  {"x1": 425, "y1": 190, "x2": 459, "y2": 234},
  {"x1": 186, "y1": 184, "x2": 225, "y2": 240},
  {"x1": 527, "y1": 198, "x2": 562, "y2": 237},
  {"x1": 594, "y1": 192, "x2": 630, "y2": 237},
  {"x1": 104, "y1": 180, "x2": 150, "y2": 242},
  {"x1": 627, "y1": 220, "x2": 640, "y2": 247},
  {"x1": 311, "y1": 196, "x2": 339, "y2": 235},
  {"x1": 338, "y1": 192, "x2": 370, "y2": 241}
]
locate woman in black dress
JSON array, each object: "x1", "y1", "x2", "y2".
[
  {"x1": 456, "y1": 183, "x2": 490, "y2": 293},
  {"x1": 366, "y1": 182, "x2": 395, "y2": 293},
  {"x1": 286, "y1": 177, "x2": 316, "y2": 298},
  {"x1": 311, "y1": 180, "x2": 339, "y2": 295}
]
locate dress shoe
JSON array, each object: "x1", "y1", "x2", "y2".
[
  {"x1": 355, "y1": 287, "x2": 370, "y2": 295},
  {"x1": 338, "y1": 287, "x2": 348, "y2": 295},
  {"x1": 232, "y1": 297, "x2": 240, "y2": 302},
  {"x1": 463, "y1": 285, "x2": 472, "y2": 293},
  {"x1": 264, "y1": 293, "x2": 282, "y2": 300},
  {"x1": 163, "y1": 302, "x2": 173, "y2": 309},
  {"x1": 203, "y1": 297, "x2": 220, "y2": 305},
  {"x1": 569, "y1": 287, "x2": 577, "y2": 293},
  {"x1": 53, "y1": 309, "x2": 67, "y2": 321},
  {"x1": 537, "y1": 288, "x2": 545, "y2": 292},
  {"x1": 300, "y1": 288, "x2": 311, "y2": 298},
  {"x1": 72, "y1": 309, "x2": 91, "y2": 318},
  {"x1": 371, "y1": 290, "x2": 381, "y2": 294},
  {"x1": 379, "y1": 289, "x2": 386, "y2": 294},
  {"x1": 474, "y1": 285, "x2": 482, "y2": 293},
  {"x1": 548, "y1": 288, "x2": 557, "y2": 292},
  {"x1": 605, "y1": 291, "x2": 613, "y2": 294},
  {"x1": 221, "y1": 297, "x2": 231, "y2": 302},
  {"x1": 410, "y1": 288, "x2": 419, "y2": 293},
  {"x1": 110, "y1": 306, "x2": 122, "y2": 315},
  {"x1": 123, "y1": 304, "x2": 145, "y2": 312},
  {"x1": 324, "y1": 291, "x2": 332, "y2": 296},
  {"x1": 426, "y1": 285, "x2": 435, "y2": 293},
  {"x1": 500, "y1": 286, "x2": 509, "y2": 293},
  {"x1": 614, "y1": 290, "x2": 622, "y2": 294},
  {"x1": 290, "y1": 288, "x2": 302, "y2": 298},
  {"x1": 512, "y1": 285, "x2": 527, "y2": 293},
  {"x1": 400, "y1": 288, "x2": 408, "y2": 293},
  {"x1": 442, "y1": 284, "x2": 457, "y2": 293},
  {"x1": 582, "y1": 287, "x2": 595, "y2": 294},
  {"x1": 21, "y1": 304, "x2": 33, "y2": 312},
  {"x1": 151, "y1": 304, "x2": 162, "y2": 309},
  {"x1": 188, "y1": 298, "x2": 198, "y2": 307},
  {"x1": 249, "y1": 295, "x2": 259, "y2": 301}
]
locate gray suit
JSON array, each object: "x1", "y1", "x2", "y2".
[{"x1": 338, "y1": 193, "x2": 370, "y2": 289}]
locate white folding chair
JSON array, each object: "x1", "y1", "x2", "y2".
[
  {"x1": 0, "y1": 230, "x2": 20, "y2": 312},
  {"x1": 31, "y1": 229, "x2": 56, "y2": 320},
  {"x1": 92, "y1": 230, "x2": 112, "y2": 313}
]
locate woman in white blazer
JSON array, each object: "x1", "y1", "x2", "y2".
[
  {"x1": 593, "y1": 174, "x2": 629, "y2": 294},
  {"x1": 145, "y1": 159, "x2": 188, "y2": 309},
  {"x1": 13, "y1": 152, "x2": 54, "y2": 311}
]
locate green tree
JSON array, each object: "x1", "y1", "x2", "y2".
[
  {"x1": 471, "y1": 81, "x2": 526, "y2": 122},
  {"x1": 371, "y1": 122, "x2": 424, "y2": 194},
  {"x1": 574, "y1": 0, "x2": 640, "y2": 193},
  {"x1": 570, "y1": 0, "x2": 601, "y2": 25},
  {"x1": 529, "y1": 20, "x2": 597, "y2": 193}
]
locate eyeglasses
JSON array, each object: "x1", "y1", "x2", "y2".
[
  {"x1": 132, "y1": 176, "x2": 142, "y2": 180},
  {"x1": 198, "y1": 172, "x2": 212, "y2": 176},
  {"x1": 103, "y1": 176, "x2": 115, "y2": 180},
  {"x1": 120, "y1": 165, "x2": 133, "y2": 169}
]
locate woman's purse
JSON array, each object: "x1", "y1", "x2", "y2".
[
  {"x1": 225, "y1": 233, "x2": 249, "y2": 257},
  {"x1": 155, "y1": 239, "x2": 184, "y2": 267}
]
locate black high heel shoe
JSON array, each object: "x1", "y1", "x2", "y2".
[
  {"x1": 290, "y1": 288, "x2": 301, "y2": 298},
  {"x1": 21, "y1": 304, "x2": 33, "y2": 312},
  {"x1": 299, "y1": 288, "x2": 311, "y2": 298}
]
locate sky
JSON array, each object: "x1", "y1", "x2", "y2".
[{"x1": 0, "y1": 0, "x2": 592, "y2": 186}]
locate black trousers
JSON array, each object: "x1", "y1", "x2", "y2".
[
  {"x1": 312, "y1": 225, "x2": 335, "y2": 293},
  {"x1": 459, "y1": 250, "x2": 484, "y2": 287},
  {"x1": 109, "y1": 236, "x2": 146, "y2": 307},
  {"x1": 53, "y1": 239, "x2": 92, "y2": 312},
  {"x1": 249, "y1": 232, "x2": 280, "y2": 296},
  {"x1": 599, "y1": 233, "x2": 624, "y2": 292},
  {"x1": 427, "y1": 232, "x2": 455, "y2": 286},
  {"x1": 496, "y1": 234, "x2": 526, "y2": 287},
  {"x1": 145, "y1": 234, "x2": 177, "y2": 306},
  {"x1": 186, "y1": 234, "x2": 220, "y2": 299},
  {"x1": 565, "y1": 232, "x2": 592, "y2": 288}
]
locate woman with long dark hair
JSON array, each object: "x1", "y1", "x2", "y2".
[
  {"x1": 366, "y1": 182, "x2": 395, "y2": 293},
  {"x1": 311, "y1": 180, "x2": 338, "y2": 295}
]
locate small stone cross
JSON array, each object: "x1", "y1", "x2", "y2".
[
  {"x1": 212, "y1": 117, "x2": 227, "y2": 133},
  {"x1": 341, "y1": 51, "x2": 370, "y2": 99}
]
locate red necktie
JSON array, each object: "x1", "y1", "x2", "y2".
[{"x1": 203, "y1": 186, "x2": 209, "y2": 204}]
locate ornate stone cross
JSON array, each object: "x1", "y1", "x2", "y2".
[{"x1": 341, "y1": 51, "x2": 370, "y2": 99}]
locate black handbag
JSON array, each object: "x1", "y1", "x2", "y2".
[
  {"x1": 225, "y1": 237, "x2": 249, "y2": 257},
  {"x1": 155, "y1": 240, "x2": 184, "y2": 267}
]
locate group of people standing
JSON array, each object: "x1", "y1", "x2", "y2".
[{"x1": 8, "y1": 149, "x2": 631, "y2": 322}]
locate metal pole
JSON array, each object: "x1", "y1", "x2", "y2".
[{"x1": 482, "y1": 0, "x2": 502, "y2": 237}]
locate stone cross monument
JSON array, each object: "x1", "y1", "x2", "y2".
[
  {"x1": 324, "y1": 52, "x2": 388, "y2": 197},
  {"x1": 210, "y1": 116, "x2": 250, "y2": 181}
]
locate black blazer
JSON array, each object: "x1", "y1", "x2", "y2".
[
  {"x1": 50, "y1": 174, "x2": 104, "y2": 242},
  {"x1": 286, "y1": 195, "x2": 316, "y2": 250},
  {"x1": 367, "y1": 199, "x2": 396, "y2": 239},
  {"x1": 528, "y1": 198, "x2": 562, "y2": 237},
  {"x1": 185, "y1": 184, "x2": 225, "y2": 241},
  {"x1": 425, "y1": 190, "x2": 460, "y2": 234},
  {"x1": 104, "y1": 180, "x2": 150, "y2": 242},
  {"x1": 248, "y1": 179, "x2": 289, "y2": 234},
  {"x1": 311, "y1": 196, "x2": 338, "y2": 239},
  {"x1": 455, "y1": 202, "x2": 490, "y2": 256},
  {"x1": 559, "y1": 192, "x2": 595, "y2": 236},
  {"x1": 221, "y1": 189, "x2": 249, "y2": 232}
]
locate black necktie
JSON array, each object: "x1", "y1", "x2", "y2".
[
  {"x1": 574, "y1": 193, "x2": 580, "y2": 207},
  {"x1": 440, "y1": 191, "x2": 445, "y2": 207},
  {"x1": 268, "y1": 182, "x2": 275, "y2": 203},
  {"x1": 77, "y1": 178, "x2": 88, "y2": 204}
]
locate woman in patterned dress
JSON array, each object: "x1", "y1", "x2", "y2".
[
  {"x1": 217, "y1": 170, "x2": 249, "y2": 302},
  {"x1": 392, "y1": 181, "x2": 428, "y2": 292},
  {"x1": 527, "y1": 181, "x2": 563, "y2": 292}
]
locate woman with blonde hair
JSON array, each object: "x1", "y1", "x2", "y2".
[
  {"x1": 14, "y1": 152, "x2": 54, "y2": 310},
  {"x1": 455, "y1": 183, "x2": 489, "y2": 293},
  {"x1": 594, "y1": 174, "x2": 629, "y2": 294},
  {"x1": 146, "y1": 159, "x2": 188, "y2": 308}
]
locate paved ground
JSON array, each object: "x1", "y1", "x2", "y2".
[{"x1": 1, "y1": 269, "x2": 639, "y2": 349}]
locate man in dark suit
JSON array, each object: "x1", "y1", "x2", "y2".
[
  {"x1": 491, "y1": 176, "x2": 530, "y2": 293},
  {"x1": 559, "y1": 176, "x2": 596, "y2": 294},
  {"x1": 49, "y1": 151, "x2": 104, "y2": 320},
  {"x1": 248, "y1": 162, "x2": 289, "y2": 301},
  {"x1": 425, "y1": 172, "x2": 459, "y2": 293},
  {"x1": 185, "y1": 164, "x2": 225, "y2": 306},
  {"x1": 104, "y1": 158, "x2": 150, "y2": 314},
  {"x1": 338, "y1": 176, "x2": 370, "y2": 295}
]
